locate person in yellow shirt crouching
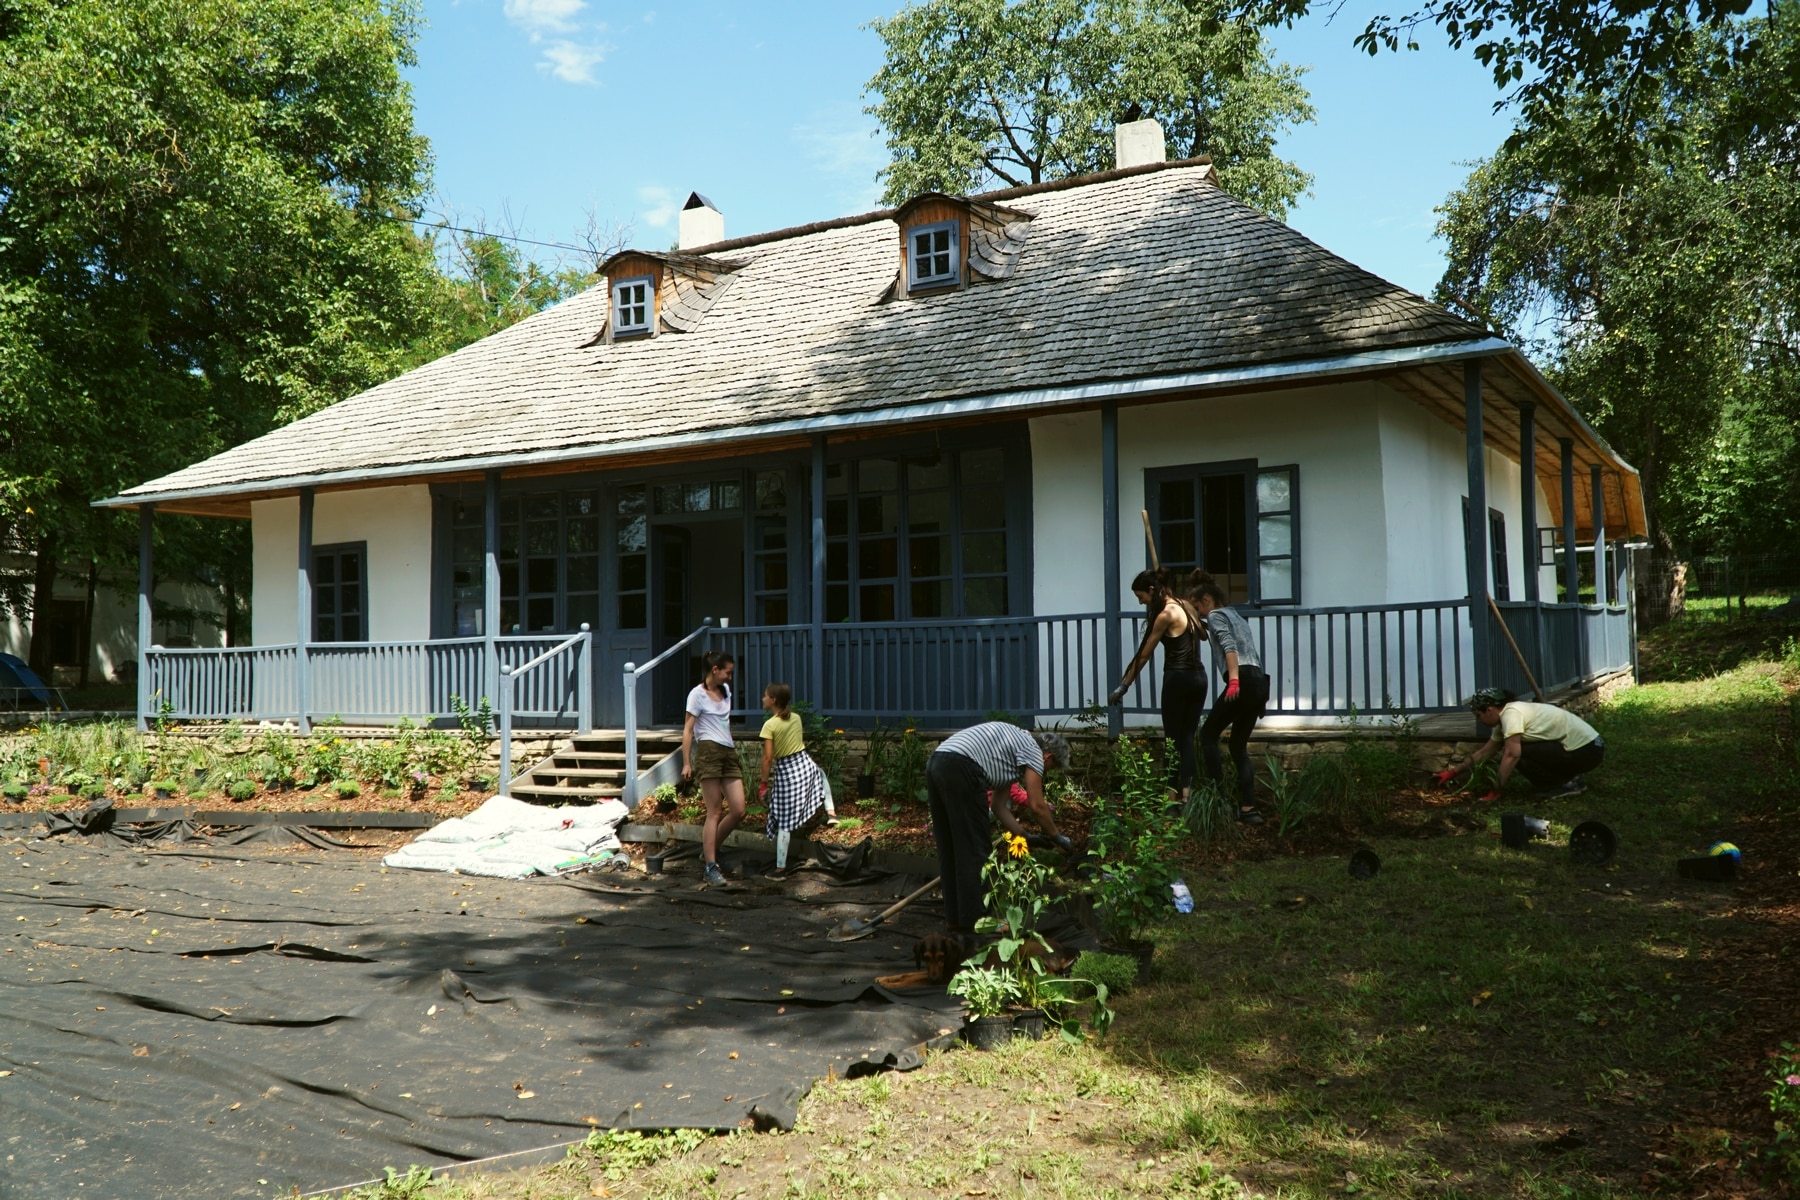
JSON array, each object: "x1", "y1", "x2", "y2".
[{"x1": 1435, "y1": 687, "x2": 1605, "y2": 801}]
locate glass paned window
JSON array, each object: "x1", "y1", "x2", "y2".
[
  {"x1": 820, "y1": 443, "x2": 1013, "y2": 622},
  {"x1": 1488, "y1": 508, "x2": 1510, "y2": 602},
  {"x1": 1255, "y1": 466, "x2": 1299, "y2": 604},
  {"x1": 616, "y1": 484, "x2": 648, "y2": 629},
  {"x1": 613, "y1": 277, "x2": 651, "y2": 333},
  {"x1": 752, "y1": 470, "x2": 790, "y2": 625},
  {"x1": 907, "y1": 222, "x2": 958, "y2": 289},
  {"x1": 311, "y1": 544, "x2": 366, "y2": 643},
  {"x1": 449, "y1": 493, "x2": 485, "y2": 637}
]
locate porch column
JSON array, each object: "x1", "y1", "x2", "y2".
[
  {"x1": 1591, "y1": 465, "x2": 1607, "y2": 606},
  {"x1": 137, "y1": 504, "x2": 154, "y2": 732},
  {"x1": 810, "y1": 434, "x2": 826, "y2": 707},
  {"x1": 1101, "y1": 399, "x2": 1122, "y2": 739},
  {"x1": 1463, "y1": 360, "x2": 1491, "y2": 694},
  {"x1": 1517, "y1": 402, "x2": 1538, "y2": 603},
  {"x1": 296, "y1": 487, "x2": 313, "y2": 735},
  {"x1": 484, "y1": 470, "x2": 500, "y2": 707},
  {"x1": 1559, "y1": 439, "x2": 1579, "y2": 602}
]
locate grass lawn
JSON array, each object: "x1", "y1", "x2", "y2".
[{"x1": 328, "y1": 641, "x2": 1800, "y2": 1200}]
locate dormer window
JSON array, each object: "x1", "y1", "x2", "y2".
[
  {"x1": 613, "y1": 276, "x2": 653, "y2": 336},
  {"x1": 907, "y1": 221, "x2": 959, "y2": 290}
]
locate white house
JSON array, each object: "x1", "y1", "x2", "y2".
[{"x1": 103, "y1": 129, "x2": 1646, "y2": 744}]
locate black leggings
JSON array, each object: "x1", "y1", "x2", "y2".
[
  {"x1": 1200, "y1": 666, "x2": 1267, "y2": 808},
  {"x1": 1516, "y1": 738, "x2": 1604, "y2": 790},
  {"x1": 926, "y1": 750, "x2": 992, "y2": 933},
  {"x1": 1162, "y1": 669, "x2": 1208, "y2": 795}
]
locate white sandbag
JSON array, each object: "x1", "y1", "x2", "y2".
[{"x1": 383, "y1": 795, "x2": 629, "y2": 877}]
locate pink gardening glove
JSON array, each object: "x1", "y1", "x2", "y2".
[{"x1": 1223, "y1": 678, "x2": 1240, "y2": 702}]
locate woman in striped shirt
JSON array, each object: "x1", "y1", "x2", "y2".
[{"x1": 1189, "y1": 570, "x2": 1270, "y2": 825}]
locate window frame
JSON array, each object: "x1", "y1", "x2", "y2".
[
  {"x1": 905, "y1": 220, "x2": 960, "y2": 291},
  {"x1": 1488, "y1": 507, "x2": 1510, "y2": 602},
  {"x1": 1254, "y1": 464, "x2": 1301, "y2": 606},
  {"x1": 311, "y1": 541, "x2": 368, "y2": 644},
  {"x1": 1144, "y1": 460, "x2": 1301, "y2": 607},
  {"x1": 611, "y1": 274, "x2": 654, "y2": 336}
]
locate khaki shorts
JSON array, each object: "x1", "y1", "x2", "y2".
[{"x1": 693, "y1": 739, "x2": 742, "y2": 782}]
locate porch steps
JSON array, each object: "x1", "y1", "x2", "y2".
[{"x1": 509, "y1": 730, "x2": 683, "y2": 805}]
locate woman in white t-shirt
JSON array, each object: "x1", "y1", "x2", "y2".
[
  {"x1": 682, "y1": 650, "x2": 743, "y2": 885},
  {"x1": 1436, "y1": 686, "x2": 1605, "y2": 800}
]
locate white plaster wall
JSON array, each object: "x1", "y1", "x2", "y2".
[
  {"x1": 251, "y1": 485, "x2": 434, "y2": 645},
  {"x1": 1029, "y1": 411, "x2": 1108, "y2": 617}
]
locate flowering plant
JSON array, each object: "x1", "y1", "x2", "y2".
[{"x1": 1768, "y1": 1043, "x2": 1800, "y2": 1186}]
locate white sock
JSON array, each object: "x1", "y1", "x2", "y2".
[{"x1": 775, "y1": 829, "x2": 791, "y2": 870}]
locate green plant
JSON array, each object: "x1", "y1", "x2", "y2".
[
  {"x1": 879, "y1": 719, "x2": 931, "y2": 802},
  {"x1": 862, "y1": 719, "x2": 893, "y2": 780},
  {"x1": 226, "y1": 778, "x2": 257, "y2": 802},
  {"x1": 1768, "y1": 1043, "x2": 1800, "y2": 1186},
  {"x1": 1266, "y1": 755, "x2": 1315, "y2": 838},
  {"x1": 833, "y1": 815, "x2": 863, "y2": 831},
  {"x1": 332, "y1": 778, "x2": 362, "y2": 799},
  {"x1": 794, "y1": 701, "x2": 848, "y2": 795},
  {"x1": 347, "y1": 1164, "x2": 434, "y2": 1199},
  {"x1": 450, "y1": 693, "x2": 495, "y2": 747},
  {"x1": 1071, "y1": 950, "x2": 1139, "y2": 996},
  {"x1": 736, "y1": 740, "x2": 761, "y2": 797},
  {"x1": 2, "y1": 782, "x2": 27, "y2": 802},
  {"x1": 577, "y1": 1128, "x2": 710, "y2": 1182},
  {"x1": 1180, "y1": 778, "x2": 1239, "y2": 846},
  {"x1": 1089, "y1": 740, "x2": 1185, "y2": 943},
  {"x1": 946, "y1": 964, "x2": 1021, "y2": 1018},
  {"x1": 298, "y1": 734, "x2": 349, "y2": 788},
  {"x1": 147, "y1": 778, "x2": 178, "y2": 796}
]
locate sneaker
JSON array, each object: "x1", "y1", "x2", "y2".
[
  {"x1": 1536, "y1": 779, "x2": 1586, "y2": 800},
  {"x1": 823, "y1": 812, "x2": 839, "y2": 827},
  {"x1": 702, "y1": 861, "x2": 726, "y2": 885},
  {"x1": 1238, "y1": 807, "x2": 1265, "y2": 826}
]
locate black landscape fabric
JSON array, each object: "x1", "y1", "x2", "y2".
[{"x1": 0, "y1": 839, "x2": 961, "y2": 1199}]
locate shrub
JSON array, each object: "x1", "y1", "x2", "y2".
[
  {"x1": 1180, "y1": 778, "x2": 1240, "y2": 846},
  {"x1": 226, "y1": 779, "x2": 257, "y2": 802},
  {"x1": 736, "y1": 740, "x2": 761, "y2": 797},
  {"x1": 1264, "y1": 755, "x2": 1314, "y2": 837},
  {"x1": 2, "y1": 782, "x2": 27, "y2": 802},
  {"x1": 878, "y1": 720, "x2": 931, "y2": 802},
  {"x1": 1071, "y1": 950, "x2": 1139, "y2": 997},
  {"x1": 1089, "y1": 740, "x2": 1185, "y2": 943},
  {"x1": 147, "y1": 779, "x2": 179, "y2": 796},
  {"x1": 946, "y1": 964, "x2": 1021, "y2": 1018},
  {"x1": 331, "y1": 779, "x2": 362, "y2": 800}
]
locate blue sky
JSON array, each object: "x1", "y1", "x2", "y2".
[{"x1": 409, "y1": 1, "x2": 1514, "y2": 296}]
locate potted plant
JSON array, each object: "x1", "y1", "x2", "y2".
[
  {"x1": 947, "y1": 965, "x2": 1019, "y2": 1050},
  {"x1": 147, "y1": 778, "x2": 179, "y2": 802},
  {"x1": 60, "y1": 770, "x2": 96, "y2": 798},
  {"x1": 3, "y1": 781, "x2": 27, "y2": 804},
  {"x1": 859, "y1": 721, "x2": 891, "y2": 799},
  {"x1": 226, "y1": 778, "x2": 257, "y2": 803}
]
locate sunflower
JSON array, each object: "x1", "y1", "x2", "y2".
[{"x1": 1006, "y1": 834, "x2": 1030, "y2": 859}]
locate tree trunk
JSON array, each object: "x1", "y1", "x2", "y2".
[
  {"x1": 26, "y1": 533, "x2": 58, "y2": 678},
  {"x1": 78, "y1": 558, "x2": 98, "y2": 689}
]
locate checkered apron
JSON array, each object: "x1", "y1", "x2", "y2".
[{"x1": 764, "y1": 750, "x2": 829, "y2": 837}]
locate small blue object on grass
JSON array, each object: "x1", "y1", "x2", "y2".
[{"x1": 1170, "y1": 879, "x2": 1194, "y2": 913}]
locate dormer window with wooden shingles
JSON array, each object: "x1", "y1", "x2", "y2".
[
  {"x1": 894, "y1": 193, "x2": 1033, "y2": 296},
  {"x1": 596, "y1": 250, "x2": 745, "y2": 342}
]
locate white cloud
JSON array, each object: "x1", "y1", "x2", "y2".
[
  {"x1": 792, "y1": 111, "x2": 887, "y2": 213},
  {"x1": 541, "y1": 40, "x2": 607, "y2": 84},
  {"x1": 638, "y1": 186, "x2": 679, "y2": 229},
  {"x1": 503, "y1": 0, "x2": 586, "y2": 36}
]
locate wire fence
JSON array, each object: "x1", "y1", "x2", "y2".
[{"x1": 1638, "y1": 552, "x2": 1800, "y2": 625}]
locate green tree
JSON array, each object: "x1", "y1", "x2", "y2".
[
  {"x1": 0, "y1": 0, "x2": 446, "y2": 667},
  {"x1": 1434, "y1": 5, "x2": 1800, "y2": 563},
  {"x1": 866, "y1": 0, "x2": 1314, "y2": 217}
]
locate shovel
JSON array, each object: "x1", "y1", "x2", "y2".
[{"x1": 826, "y1": 877, "x2": 940, "y2": 942}]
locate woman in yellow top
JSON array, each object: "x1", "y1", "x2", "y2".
[
  {"x1": 758, "y1": 683, "x2": 836, "y2": 875},
  {"x1": 1436, "y1": 687, "x2": 1605, "y2": 800}
]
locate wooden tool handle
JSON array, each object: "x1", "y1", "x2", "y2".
[
  {"x1": 1141, "y1": 510, "x2": 1160, "y2": 570},
  {"x1": 871, "y1": 877, "x2": 940, "y2": 925}
]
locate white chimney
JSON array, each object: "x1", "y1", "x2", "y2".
[
  {"x1": 1115, "y1": 119, "x2": 1167, "y2": 169},
  {"x1": 678, "y1": 192, "x2": 724, "y2": 250}
]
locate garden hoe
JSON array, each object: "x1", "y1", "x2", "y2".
[{"x1": 826, "y1": 877, "x2": 940, "y2": 942}]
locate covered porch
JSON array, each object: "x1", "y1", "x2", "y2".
[{"x1": 126, "y1": 349, "x2": 1641, "y2": 745}]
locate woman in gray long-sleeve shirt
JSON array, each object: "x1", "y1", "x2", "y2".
[{"x1": 1189, "y1": 570, "x2": 1270, "y2": 824}]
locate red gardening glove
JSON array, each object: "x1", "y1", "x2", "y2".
[
  {"x1": 759, "y1": 781, "x2": 769, "y2": 800},
  {"x1": 1223, "y1": 678, "x2": 1240, "y2": 702},
  {"x1": 1432, "y1": 769, "x2": 1457, "y2": 786},
  {"x1": 1478, "y1": 789, "x2": 1502, "y2": 802}
]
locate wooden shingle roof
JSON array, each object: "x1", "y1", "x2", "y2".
[{"x1": 114, "y1": 160, "x2": 1550, "y2": 510}]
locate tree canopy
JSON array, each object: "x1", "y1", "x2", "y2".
[
  {"x1": 866, "y1": 0, "x2": 1314, "y2": 217},
  {"x1": 0, "y1": 0, "x2": 450, "y2": 653},
  {"x1": 1435, "y1": 2, "x2": 1800, "y2": 559}
]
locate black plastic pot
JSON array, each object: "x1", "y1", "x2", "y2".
[
  {"x1": 1677, "y1": 854, "x2": 1737, "y2": 882},
  {"x1": 1010, "y1": 1009, "x2": 1046, "y2": 1041},
  {"x1": 857, "y1": 773, "x2": 876, "y2": 799},
  {"x1": 1348, "y1": 848, "x2": 1381, "y2": 880},
  {"x1": 190, "y1": 768, "x2": 208, "y2": 785},
  {"x1": 153, "y1": 788, "x2": 174, "y2": 801},
  {"x1": 961, "y1": 1015, "x2": 1013, "y2": 1050},
  {"x1": 1501, "y1": 813, "x2": 1551, "y2": 849},
  {"x1": 1569, "y1": 820, "x2": 1618, "y2": 867},
  {"x1": 644, "y1": 854, "x2": 665, "y2": 875}
]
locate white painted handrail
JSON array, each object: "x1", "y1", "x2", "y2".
[{"x1": 621, "y1": 617, "x2": 712, "y2": 806}]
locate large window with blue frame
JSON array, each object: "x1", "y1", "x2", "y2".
[{"x1": 1147, "y1": 460, "x2": 1300, "y2": 606}]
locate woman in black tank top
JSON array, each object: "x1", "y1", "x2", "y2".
[{"x1": 1108, "y1": 567, "x2": 1208, "y2": 804}]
